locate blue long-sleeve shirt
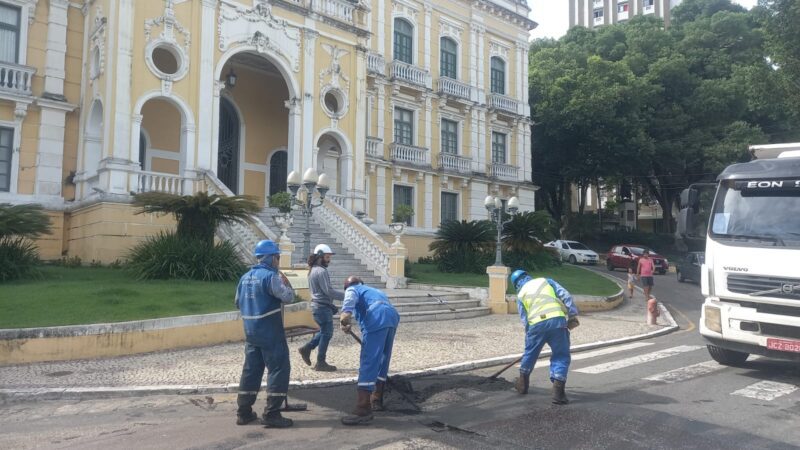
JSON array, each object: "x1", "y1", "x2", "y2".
[{"x1": 516, "y1": 278, "x2": 578, "y2": 328}]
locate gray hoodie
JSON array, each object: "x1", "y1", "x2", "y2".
[{"x1": 308, "y1": 265, "x2": 345, "y2": 312}]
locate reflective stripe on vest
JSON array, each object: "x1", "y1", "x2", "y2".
[
  {"x1": 241, "y1": 308, "x2": 281, "y2": 320},
  {"x1": 518, "y1": 278, "x2": 566, "y2": 325}
]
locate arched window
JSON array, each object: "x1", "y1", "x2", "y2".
[
  {"x1": 393, "y1": 18, "x2": 413, "y2": 64},
  {"x1": 440, "y1": 37, "x2": 457, "y2": 79},
  {"x1": 490, "y1": 57, "x2": 505, "y2": 95}
]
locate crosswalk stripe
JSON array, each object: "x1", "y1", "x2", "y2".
[
  {"x1": 643, "y1": 360, "x2": 726, "y2": 383},
  {"x1": 575, "y1": 345, "x2": 704, "y2": 374},
  {"x1": 534, "y1": 342, "x2": 655, "y2": 369},
  {"x1": 732, "y1": 380, "x2": 798, "y2": 401}
]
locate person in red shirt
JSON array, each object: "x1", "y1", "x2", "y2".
[{"x1": 637, "y1": 250, "x2": 655, "y2": 300}]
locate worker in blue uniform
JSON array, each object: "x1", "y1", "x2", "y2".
[
  {"x1": 235, "y1": 239, "x2": 304, "y2": 427},
  {"x1": 510, "y1": 269, "x2": 580, "y2": 404},
  {"x1": 339, "y1": 276, "x2": 400, "y2": 425}
]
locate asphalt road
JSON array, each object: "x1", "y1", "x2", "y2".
[{"x1": 1, "y1": 266, "x2": 798, "y2": 449}]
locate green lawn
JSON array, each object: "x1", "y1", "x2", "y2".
[
  {"x1": 0, "y1": 266, "x2": 238, "y2": 328},
  {"x1": 408, "y1": 263, "x2": 619, "y2": 297}
]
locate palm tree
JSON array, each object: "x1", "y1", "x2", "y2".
[
  {"x1": 501, "y1": 211, "x2": 555, "y2": 253},
  {"x1": 0, "y1": 203, "x2": 52, "y2": 239},
  {"x1": 133, "y1": 191, "x2": 260, "y2": 245},
  {"x1": 429, "y1": 220, "x2": 495, "y2": 272}
]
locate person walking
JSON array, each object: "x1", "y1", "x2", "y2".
[
  {"x1": 234, "y1": 240, "x2": 303, "y2": 428},
  {"x1": 510, "y1": 269, "x2": 579, "y2": 405},
  {"x1": 339, "y1": 276, "x2": 400, "y2": 425},
  {"x1": 637, "y1": 250, "x2": 655, "y2": 300},
  {"x1": 298, "y1": 243, "x2": 344, "y2": 372}
]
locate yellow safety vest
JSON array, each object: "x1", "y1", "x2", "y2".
[{"x1": 518, "y1": 278, "x2": 567, "y2": 326}]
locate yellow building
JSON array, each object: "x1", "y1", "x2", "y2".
[{"x1": 0, "y1": 0, "x2": 537, "y2": 271}]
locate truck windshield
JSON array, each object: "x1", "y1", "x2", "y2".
[{"x1": 709, "y1": 179, "x2": 800, "y2": 247}]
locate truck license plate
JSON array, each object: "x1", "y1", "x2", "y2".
[{"x1": 767, "y1": 338, "x2": 800, "y2": 353}]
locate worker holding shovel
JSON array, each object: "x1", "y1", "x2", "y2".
[
  {"x1": 510, "y1": 269, "x2": 580, "y2": 404},
  {"x1": 339, "y1": 276, "x2": 400, "y2": 425}
]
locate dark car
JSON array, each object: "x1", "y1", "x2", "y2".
[
  {"x1": 606, "y1": 244, "x2": 669, "y2": 275},
  {"x1": 677, "y1": 252, "x2": 704, "y2": 284}
]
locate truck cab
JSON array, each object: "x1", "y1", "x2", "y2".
[{"x1": 678, "y1": 144, "x2": 800, "y2": 365}]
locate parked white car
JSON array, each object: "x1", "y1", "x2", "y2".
[{"x1": 545, "y1": 240, "x2": 599, "y2": 265}]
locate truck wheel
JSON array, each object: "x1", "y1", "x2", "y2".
[
  {"x1": 677, "y1": 269, "x2": 685, "y2": 282},
  {"x1": 569, "y1": 255, "x2": 577, "y2": 265},
  {"x1": 606, "y1": 260, "x2": 614, "y2": 271},
  {"x1": 707, "y1": 345, "x2": 749, "y2": 366}
]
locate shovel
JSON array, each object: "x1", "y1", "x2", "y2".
[
  {"x1": 482, "y1": 356, "x2": 523, "y2": 383},
  {"x1": 427, "y1": 293, "x2": 456, "y2": 312}
]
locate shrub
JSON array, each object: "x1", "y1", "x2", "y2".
[
  {"x1": 404, "y1": 258, "x2": 412, "y2": 278},
  {"x1": 392, "y1": 205, "x2": 414, "y2": 224},
  {"x1": 0, "y1": 203, "x2": 52, "y2": 239},
  {"x1": 127, "y1": 232, "x2": 246, "y2": 281},
  {"x1": 430, "y1": 220, "x2": 495, "y2": 273},
  {"x1": 0, "y1": 237, "x2": 41, "y2": 282},
  {"x1": 59, "y1": 256, "x2": 82, "y2": 268},
  {"x1": 505, "y1": 248, "x2": 560, "y2": 272},
  {"x1": 502, "y1": 211, "x2": 556, "y2": 253},
  {"x1": 417, "y1": 255, "x2": 436, "y2": 264},
  {"x1": 269, "y1": 192, "x2": 293, "y2": 213}
]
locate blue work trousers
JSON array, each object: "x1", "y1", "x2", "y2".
[
  {"x1": 357, "y1": 326, "x2": 396, "y2": 392},
  {"x1": 519, "y1": 317, "x2": 571, "y2": 382},
  {"x1": 237, "y1": 340, "x2": 290, "y2": 414},
  {"x1": 305, "y1": 307, "x2": 334, "y2": 363}
]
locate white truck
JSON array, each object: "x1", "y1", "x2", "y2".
[{"x1": 678, "y1": 143, "x2": 800, "y2": 365}]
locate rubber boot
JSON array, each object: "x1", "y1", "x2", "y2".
[
  {"x1": 314, "y1": 360, "x2": 337, "y2": 372},
  {"x1": 371, "y1": 381, "x2": 386, "y2": 411},
  {"x1": 514, "y1": 373, "x2": 530, "y2": 394},
  {"x1": 298, "y1": 346, "x2": 312, "y2": 367},
  {"x1": 261, "y1": 396, "x2": 293, "y2": 428},
  {"x1": 552, "y1": 380, "x2": 569, "y2": 405},
  {"x1": 341, "y1": 390, "x2": 374, "y2": 425}
]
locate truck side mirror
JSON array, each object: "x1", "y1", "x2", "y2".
[
  {"x1": 677, "y1": 207, "x2": 695, "y2": 237},
  {"x1": 680, "y1": 188, "x2": 699, "y2": 210}
]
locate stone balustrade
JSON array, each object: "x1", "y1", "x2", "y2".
[
  {"x1": 438, "y1": 153, "x2": 472, "y2": 174},
  {"x1": 437, "y1": 77, "x2": 472, "y2": 101},
  {"x1": 390, "y1": 142, "x2": 428, "y2": 166},
  {"x1": 366, "y1": 136, "x2": 383, "y2": 158},
  {"x1": 488, "y1": 93, "x2": 520, "y2": 115},
  {"x1": 367, "y1": 52, "x2": 386, "y2": 75},
  {"x1": 488, "y1": 162, "x2": 519, "y2": 181},
  {"x1": 389, "y1": 61, "x2": 431, "y2": 89},
  {"x1": 0, "y1": 62, "x2": 36, "y2": 97}
]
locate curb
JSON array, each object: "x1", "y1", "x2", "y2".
[{"x1": 0, "y1": 305, "x2": 679, "y2": 402}]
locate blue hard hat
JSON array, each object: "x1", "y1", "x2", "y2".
[
  {"x1": 510, "y1": 269, "x2": 528, "y2": 289},
  {"x1": 254, "y1": 240, "x2": 280, "y2": 257}
]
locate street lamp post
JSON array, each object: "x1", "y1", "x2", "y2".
[
  {"x1": 287, "y1": 168, "x2": 329, "y2": 259},
  {"x1": 485, "y1": 195, "x2": 520, "y2": 266}
]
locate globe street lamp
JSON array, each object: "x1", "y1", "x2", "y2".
[
  {"x1": 287, "y1": 168, "x2": 329, "y2": 259},
  {"x1": 485, "y1": 195, "x2": 520, "y2": 266}
]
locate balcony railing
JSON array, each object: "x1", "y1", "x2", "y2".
[
  {"x1": 311, "y1": 0, "x2": 355, "y2": 25},
  {"x1": 488, "y1": 163, "x2": 519, "y2": 181},
  {"x1": 366, "y1": 136, "x2": 383, "y2": 158},
  {"x1": 389, "y1": 61, "x2": 431, "y2": 89},
  {"x1": 367, "y1": 52, "x2": 386, "y2": 76},
  {"x1": 0, "y1": 62, "x2": 36, "y2": 96},
  {"x1": 390, "y1": 142, "x2": 428, "y2": 166},
  {"x1": 437, "y1": 77, "x2": 472, "y2": 101},
  {"x1": 488, "y1": 93, "x2": 520, "y2": 115},
  {"x1": 438, "y1": 153, "x2": 472, "y2": 174},
  {"x1": 135, "y1": 170, "x2": 192, "y2": 195}
]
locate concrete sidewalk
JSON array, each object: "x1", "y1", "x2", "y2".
[{"x1": 0, "y1": 287, "x2": 675, "y2": 398}]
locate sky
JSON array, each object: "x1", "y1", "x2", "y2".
[{"x1": 529, "y1": 0, "x2": 760, "y2": 40}]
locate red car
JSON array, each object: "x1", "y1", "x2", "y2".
[{"x1": 606, "y1": 244, "x2": 669, "y2": 275}]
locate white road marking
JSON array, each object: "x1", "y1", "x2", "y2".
[
  {"x1": 575, "y1": 345, "x2": 704, "y2": 374},
  {"x1": 731, "y1": 380, "x2": 798, "y2": 401},
  {"x1": 644, "y1": 356, "x2": 764, "y2": 384},
  {"x1": 533, "y1": 342, "x2": 655, "y2": 369}
]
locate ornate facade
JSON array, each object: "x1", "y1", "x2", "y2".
[{"x1": 0, "y1": 0, "x2": 536, "y2": 261}]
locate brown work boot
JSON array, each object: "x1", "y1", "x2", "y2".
[
  {"x1": 341, "y1": 389, "x2": 373, "y2": 425},
  {"x1": 371, "y1": 381, "x2": 386, "y2": 411},
  {"x1": 298, "y1": 346, "x2": 312, "y2": 366},
  {"x1": 552, "y1": 380, "x2": 569, "y2": 405},
  {"x1": 514, "y1": 373, "x2": 530, "y2": 394},
  {"x1": 314, "y1": 360, "x2": 337, "y2": 372}
]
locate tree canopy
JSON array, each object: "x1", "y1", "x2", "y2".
[{"x1": 529, "y1": 0, "x2": 800, "y2": 232}]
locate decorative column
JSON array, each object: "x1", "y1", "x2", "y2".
[
  {"x1": 387, "y1": 227, "x2": 407, "y2": 288},
  {"x1": 487, "y1": 265, "x2": 511, "y2": 314},
  {"x1": 209, "y1": 80, "x2": 225, "y2": 178},
  {"x1": 424, "y1": 96, "x2": 432, "y2": 164},
  {"x1": 286, "y1": 98, "x2": 302, "y2": 175},
  {"x1": 423, "y1": 3, "x2": 431, "y2": 71},
  {"x1": 377, "y1": 0, "x2": 385, "y2": 54},
  {"x1": 469, "y1": 23, "x2": 478, "y2": 102},
  {"x1": 8, "y1": 104, "x2": 28, "y2": 195},
  {"x1": 301, "y1": 29, "x2": 317, "y2": 174},
  {"x1": 476, "y1": 24, "x2": 485, "y2": 98},
  {"x1": 522, "y1": 46, "x2": 530, "y2": 117},
  {"x1": 352, "y1": 46, "x2": 368, "y2": 212},
  {"x1": 128, "y1": 113, "x2": 143, "y2": 190},
  {"x1": 516, "y1": 120, "x2": 525, "y2": 182},
  {"x1": 196, "y1": 0, "x2": 218, "y2": 171},
  {"x1": 376, "y1": 81, "x2": 387, "y2": 144}
]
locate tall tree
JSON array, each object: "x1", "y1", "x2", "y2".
[{"x1": 757, "y1": 0, "x2": 800, "y2": 117}]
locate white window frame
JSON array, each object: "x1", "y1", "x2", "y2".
[
  {"x1": 393, "y1": 105, "x2": 417, "y2": 146},
  {"x1": 491, "y1": 131, "x2": 507, "y2": 164},
  {"x1": 392, "y1": 182, "x2": 415, "y2": 227},
  {"x1": 489, "y1": 56, "x2": 507, "y2": 96},
  {"x1": 440, "y1": 118, "x2": 459, "y2": 155},
  {"x1": 0, "y1": 118, "x2": 20, "y2": 195},
  {"x1": 0, "y1": 0, "x2": 31, "y2": 65},
  {"x1": 439, "y1": 36, "x2": 459, "y2": 80},
  {"x1": 392, "y1": 16, "x2": 417, "y2": 65}
]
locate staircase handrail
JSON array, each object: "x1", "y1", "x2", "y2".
[{"x1": 316, "y1": 198, "x2": 393, "y2": 282}]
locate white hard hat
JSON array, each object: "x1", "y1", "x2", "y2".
[{"x1": 314, "y1": 244, "x2": 335, "y2": 255}]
